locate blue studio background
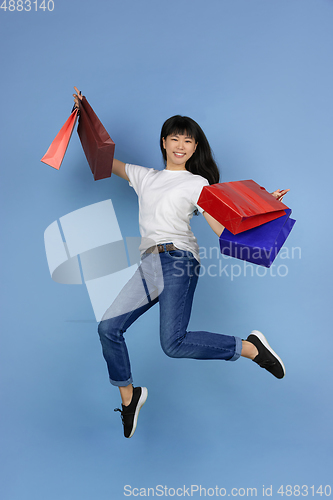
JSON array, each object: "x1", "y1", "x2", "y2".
[{"x1": 1, "y1": 1, "x2": 332, "y2": 499}]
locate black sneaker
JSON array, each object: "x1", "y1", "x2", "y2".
[
  {"x1": 247, "y1": 330, "x2": 285, "y2": 379},
  {"x1": 114, "y1": 386, "x2": 148, "y2": 438}
]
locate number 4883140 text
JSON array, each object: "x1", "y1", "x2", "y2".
[{"x1": 1, "y1": 0, "x2": 54, "y2": 11}]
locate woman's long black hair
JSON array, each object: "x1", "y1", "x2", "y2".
[{"x1": 160, "y1": 115, "x2": 220, "y2": 185}]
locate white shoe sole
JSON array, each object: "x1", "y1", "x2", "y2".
[
  {"x1": 128, "y1": 387, "x2": 148, "y2": 438},
  {"x1": 251, "y1": 330, "x2": 286, "y2": 377}
]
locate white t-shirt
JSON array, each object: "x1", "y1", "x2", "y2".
[{"x1": 125, "y1": 164, "x2": 209, "y2": 263}]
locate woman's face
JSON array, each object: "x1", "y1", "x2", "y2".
[{"x1": 162, "y1": 133, "x2": 197, "y2": 168}]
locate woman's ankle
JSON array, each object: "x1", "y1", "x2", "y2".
[
  {"x1": 241, "y1": 340, "x2": 259, "y2": 360},
  {"x1": 119, "y1": 384, "x2": 133, "y2": 406}
]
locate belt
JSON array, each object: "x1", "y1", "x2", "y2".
[{"x1": 144, "y1": 243, "x2": 178, "y2": 255}]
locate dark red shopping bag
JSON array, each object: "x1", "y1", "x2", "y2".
[
  {"x1": 41, "y1": 109, "x2": 78, "y2": 170},
  {"x1": 197, "y1": 180, "x2": 288, "y2": 234},
  {"x1": 77, "y1": 96, "x2": 115, "y2": 181}
]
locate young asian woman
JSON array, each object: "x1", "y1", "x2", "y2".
[{"x1": 73, "y1": 88, "x2": 289, "y2": 438}]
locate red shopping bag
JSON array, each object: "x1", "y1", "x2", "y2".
[
  {"x1": 197, "y1": 180, "x2": 288, "y2": 234},
  {"x1": 77, "y1": 96, "x2": 115, "y2": 181},
  {"x1": 41, "y1": 109, "x2": 78, "y2": 170}
]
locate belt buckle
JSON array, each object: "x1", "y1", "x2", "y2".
[{"x1": 144, "y1": 243, "x2": 176, "y2": 256}]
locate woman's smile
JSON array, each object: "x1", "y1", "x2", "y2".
[{"x1": 162, "y1": 134, "x2": 197, "y2": 170}]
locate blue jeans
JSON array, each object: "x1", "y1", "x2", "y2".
[{"x1": 97, "y1": 245, "x2": 242, "y2": 386}]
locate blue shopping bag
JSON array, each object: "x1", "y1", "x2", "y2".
[{"x1": 219, "y1": 209, "x2": 296, "y2": 268}]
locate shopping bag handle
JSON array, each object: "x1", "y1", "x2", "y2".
[{"x1": 71, "y1": 90, "x2": 82, "y2": 114}]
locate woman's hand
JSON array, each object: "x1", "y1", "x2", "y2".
[
  {"x1": 73, "y1": 86, "x2": 83, "y2": 110},
  {"x1": 271, "y1": 188, "x2": 290, "y2": 202}
]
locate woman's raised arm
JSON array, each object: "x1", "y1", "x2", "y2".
[
  {"x1": 112, "y1": 159, "x2": 129, "y2": 180},
  {"x1": 73, "y1": 86, "x2": 130, "y2": 181}
]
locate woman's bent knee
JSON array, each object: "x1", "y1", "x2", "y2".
[
  {"x1": 97, "y1": 319, "x2": 108, "y2": 338},
  {"x1": 160, "y1": 339, "x2": 182, "y2": 358},
  {"x1": 98, "y1": 318, "x2": 123, "y2": 342}
]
